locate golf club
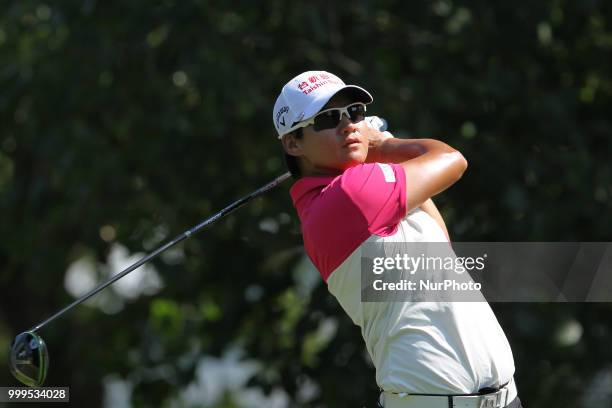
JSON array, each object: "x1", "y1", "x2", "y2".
[{"x1": 9, "y1": 172, "x2": 291, "y2": 387}]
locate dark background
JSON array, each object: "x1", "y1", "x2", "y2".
[{"x1": 1, "y1": 1, "x2": 611, "y2": 407}]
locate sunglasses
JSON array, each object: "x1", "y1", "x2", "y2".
[{"x1": 297, "y1": 102, "x2": 367, "y2": 132}]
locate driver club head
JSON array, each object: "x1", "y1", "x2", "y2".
[{"x1": 9, "y1": 331, "x2": 49, "y2": 387}]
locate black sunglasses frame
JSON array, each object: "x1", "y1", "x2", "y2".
[{"x1": 294, "y1": 102, "x2": 367, "y2": 132}]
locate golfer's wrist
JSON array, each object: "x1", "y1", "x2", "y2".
[
  {"x1": 367, "y1": 136, "x2": 394, "y2": 163},
  {"x1": 380, "y1": 131, "x2": 394, "y2": 141}
]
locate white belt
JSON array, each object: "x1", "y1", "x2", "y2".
[{"x1": 382, "y1": 378, "x2": 517, "y2": 408}]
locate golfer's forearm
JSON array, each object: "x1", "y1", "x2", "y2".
[
  {"x1": 420, "y1": 198, "x2": 450, "y2": 241},
  {"x1": 376, "y1": 138, "x2": 459, "y2": 163}
]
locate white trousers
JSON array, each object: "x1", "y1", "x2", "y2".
[{"x1": 382, "y1": 377, "x2": 518, "y2": 408}]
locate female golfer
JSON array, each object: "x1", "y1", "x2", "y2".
[{"x1": 273, "y1": 71, "x2": 522, "y2": 408}]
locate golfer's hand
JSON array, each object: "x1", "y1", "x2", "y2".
[{"x1": 359, "y1": 123, "x2": 393, "y2": 163}]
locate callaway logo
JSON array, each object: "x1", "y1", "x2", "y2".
[{"x1": 276, "y1": 106, "x2": 289, "y2": 127}]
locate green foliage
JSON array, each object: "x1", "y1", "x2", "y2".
[{"x1": 1, "y1": 1, "x2": 611, "y2": 407}]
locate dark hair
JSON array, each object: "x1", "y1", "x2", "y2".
[{"x1": 284, "y1": 127, "x2": 303, "y2": 179}]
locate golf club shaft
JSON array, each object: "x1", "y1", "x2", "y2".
[{"x1": 31, "y1": 172, "x2": 291, "y2": 333}]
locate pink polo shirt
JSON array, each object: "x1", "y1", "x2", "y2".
[
  {"x1": 290, "y1": 163, "x2": 407, "y2": 281},
  {"x1": 288, "y1": 162, "x2": 516, "y2": 395}
]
